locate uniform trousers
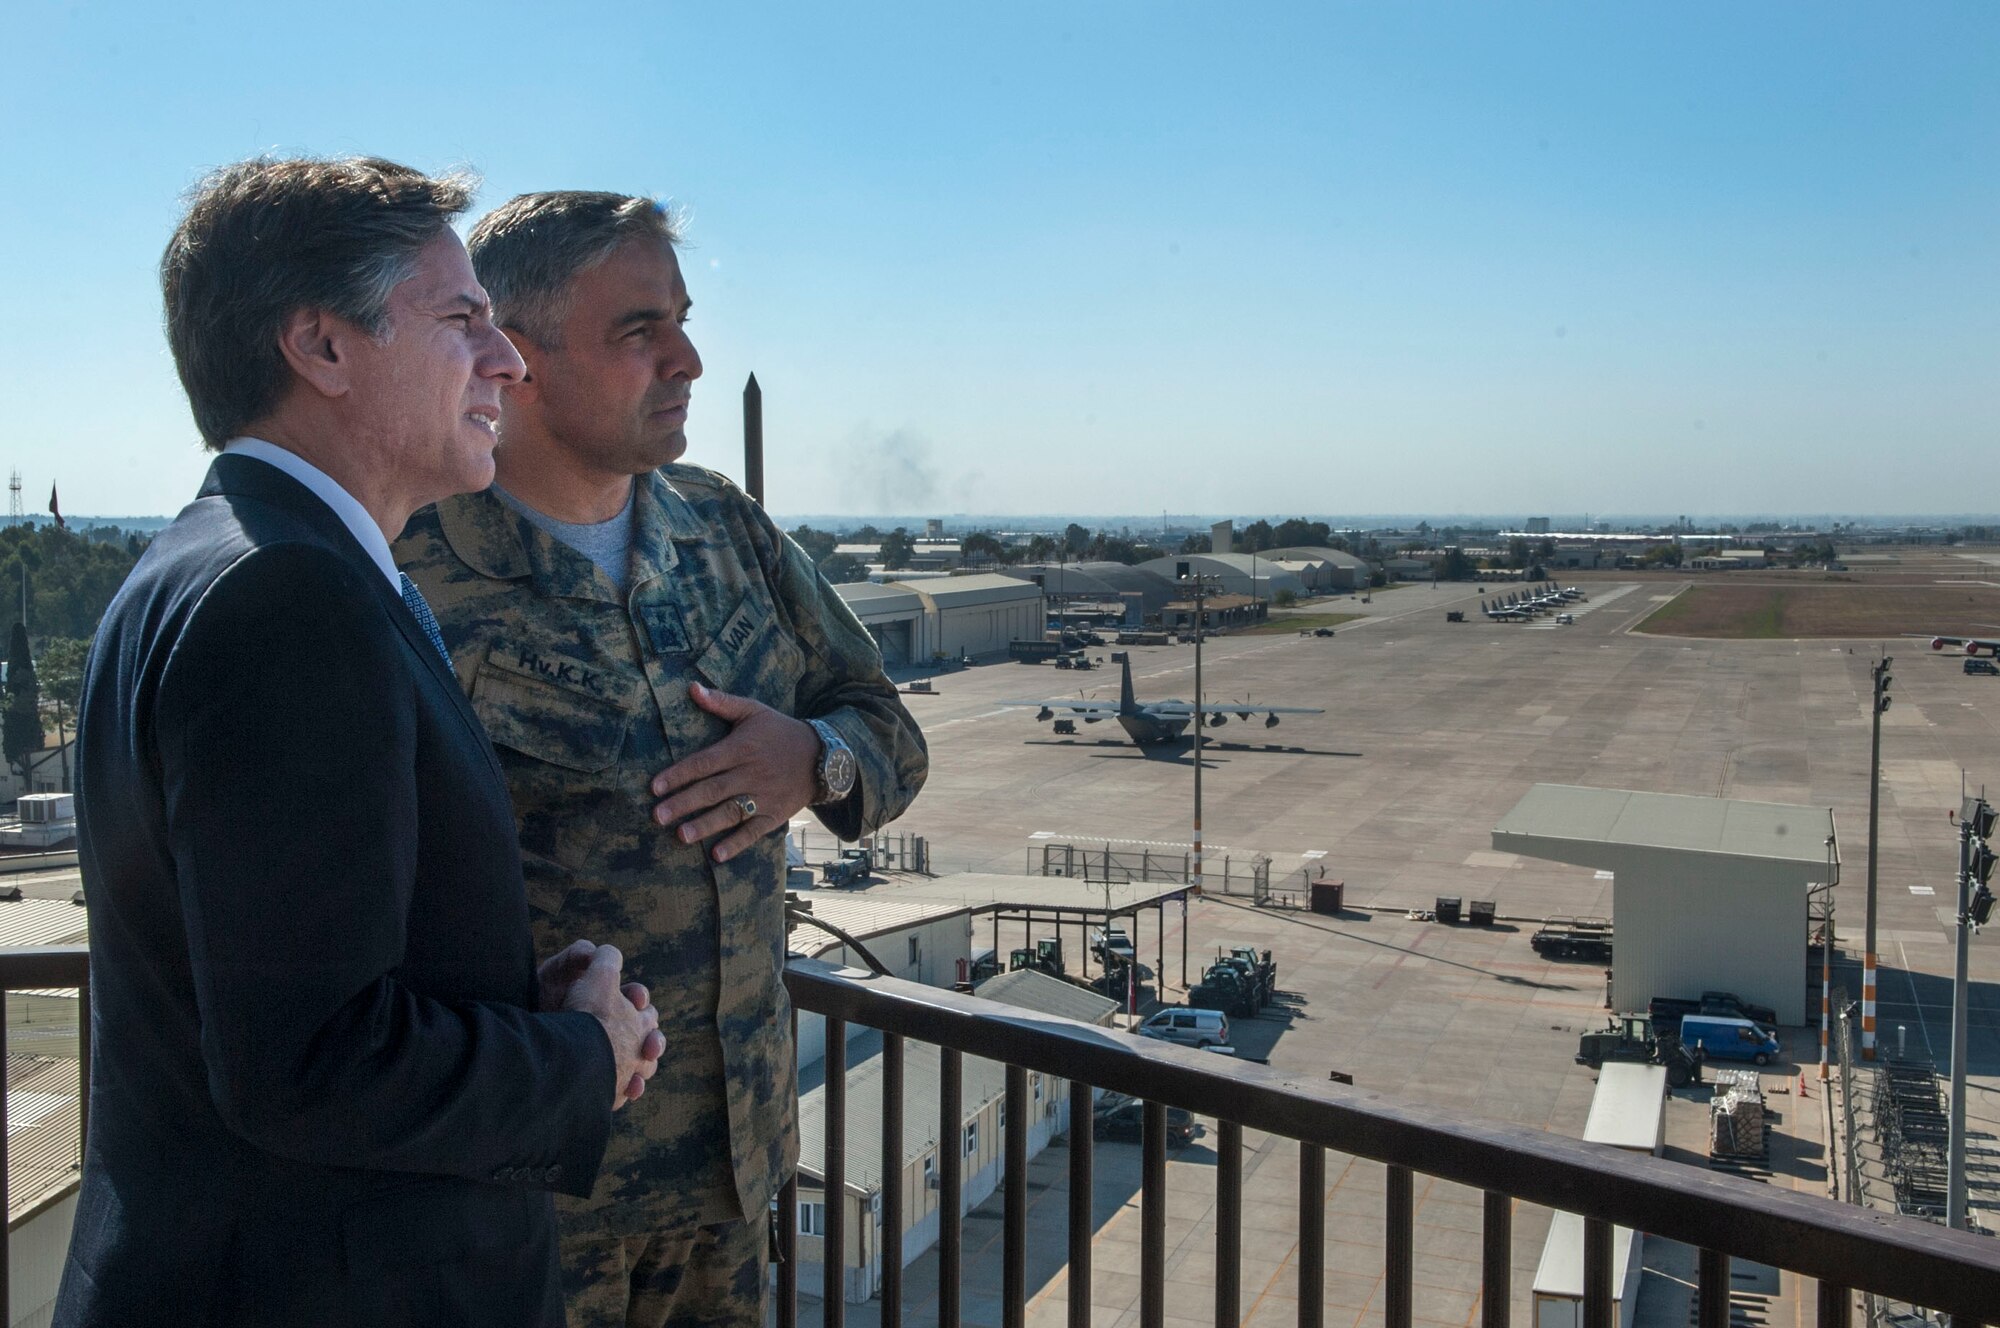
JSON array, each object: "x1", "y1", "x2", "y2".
[{"x1": 562, "y1": 1216, "x2": 769, "y2": 1328}]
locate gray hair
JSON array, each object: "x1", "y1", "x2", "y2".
[
  {"x1": 161, "y1": 156, "x2": 474, "y2": 450},
  {"x1": 466, "y1": 192, "x2": 682, "y2": 348}
]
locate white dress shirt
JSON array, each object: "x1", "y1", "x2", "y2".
[{"x1": 221, "y1": 437, "x2": 401, "y2": 591}]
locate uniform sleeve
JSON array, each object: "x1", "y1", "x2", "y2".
[
  {"x1": 755, "y1": 509, "x2": 929, "y2": 840},
  {"x1": 154, "y1": 542, "x2": 615, "y2": 1189}
]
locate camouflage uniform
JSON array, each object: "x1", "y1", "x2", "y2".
[{"x1": 395, "y1": 465, "x2": 927, "y2": 1326}]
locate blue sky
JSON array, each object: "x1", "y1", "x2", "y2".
[{"x1": 5, "y1": 2, "x2": 1995, "y2": 521}]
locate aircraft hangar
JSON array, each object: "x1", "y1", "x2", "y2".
[
  {"x1": 837, "y1": 582, "x2": 928, "y2": 666},
  {"x1": 1491, "y1": 783, "x2": 1837, "y2": 1026}
]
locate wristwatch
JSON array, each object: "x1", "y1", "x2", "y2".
[{"x1": 807, "y1": 718, "x2": 858, "y2": 806}]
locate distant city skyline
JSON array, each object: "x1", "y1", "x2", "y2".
[{"x1": 8, "y1": 3, "x2": 1995, "y2": 519}]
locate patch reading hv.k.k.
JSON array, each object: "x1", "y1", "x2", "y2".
[{"x1": 638, "y1": 603, "x2": 691, "y2": 656}]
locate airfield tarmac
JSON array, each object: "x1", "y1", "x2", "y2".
[{"x1": 820, "y1": 573, "x2": 2000, "y2": 1328}]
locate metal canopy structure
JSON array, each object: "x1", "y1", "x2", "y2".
[{"x1": 1493, "y1": 784, "x2": 1837, "y2": 1024}]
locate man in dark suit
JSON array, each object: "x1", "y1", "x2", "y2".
[{"x1": 56, "y1": 156, "x2": 664, "y2": 1327}]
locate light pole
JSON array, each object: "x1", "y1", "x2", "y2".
[
  {"x1": 1190, "y1": 575, "x2": 1206, "y2": 898},
  {"x1": 1863, "y1": 656, "x2": 1891, "y2": 1059},
  {"x1": 1947, "y1": 795, "x2": 1996, "y2": 1230}
]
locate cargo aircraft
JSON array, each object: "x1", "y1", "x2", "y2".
[
  {"x1": 1001, "y1": 652, "x2": 1323, "y2": 746},
  {"x1": 1931, "y1": 634, "x2": 2000, "y2": 656}
]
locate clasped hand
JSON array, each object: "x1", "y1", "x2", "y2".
[{"x1": 538, "y1": 940, "x2": 664, "y2": 1111}]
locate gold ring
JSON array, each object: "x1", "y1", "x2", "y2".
[{"x1": 733, "y1": 795, "x2": 758, "y2": 820}]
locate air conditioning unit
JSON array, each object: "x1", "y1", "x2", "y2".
[{"x1": 20, "y1": 793, "x2": 73, "y2": 824}]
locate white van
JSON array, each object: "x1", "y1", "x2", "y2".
[{"x1": 1137, "y1": 1007, "x2": 1230, "y2": 1048}]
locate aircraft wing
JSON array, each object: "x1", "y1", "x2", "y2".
[
  {"x1": 1931, "y1": 636, "x2": 2000, "y2": 656},
  {"x1": 1140, "y1": 702, "x2": 1324, "y2": 717},
  {"x1": 998, "y1": 699, "x2": 1125, "y2": 717}
]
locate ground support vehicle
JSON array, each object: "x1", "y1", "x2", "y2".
[
  {"x1": 1222, "y1": 946, "x2": 1277, "y2": 1008},
  {"x1": 1092, "y1": 1094, "x2": 1197, "y2": 1147},
  {"x1": 1009, "y1": 938, "x2": 1066, "y2": 978},
  {"x1": 1189, "y1": 963, "x2": 1260, "y2": 1019},
  {"x1": 1008, "y1": 639, "x2": 1064, "y2": 664},
  {"x1": 1575, "y1": 1014, "x2": 1703, "y2": 1089},
  {"x1": 1966, "y1": 658, "x2": 1999, "y2": 676},
  {"x1": 1092, "y1": 926, "x2": 1137, "y2": 966},
  {"x1": 1531, "y1": 916, "x2": 1614, "y2": 962},
  {"x1": 1445, "y1": 611, "x2": 1465, "y2": 622},
  {"x1": 1649, "y1": 991, "x2": 1778, "y2": 1034},
  {"x1": 819, "y1": 848, "x2": 872, "y2": 887}
]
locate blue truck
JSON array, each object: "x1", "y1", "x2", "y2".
[{"x1": 1678, "y1": 1014, "x2": 1782, "y2": 1065}]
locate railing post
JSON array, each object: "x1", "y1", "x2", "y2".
[
  {"x1": 1217, "y1": 1121, "x2": 1242, "y2": 1328},
  {"x1": 1, "y1": 993, "x2": 9, "y2": 1321},
  {"x1": 940, "y1": 1047, "x2": 963, "y2": 1328},
  {"x1": 1004, "y1": 1065, "x2": 1028, "y2": 1328},
  {"x1": 1069, "y1": 1079, "x2": 1093, "y2": 1328},
  {"x1": 825, "y1": 1016, "x2": 846, "y2": 1327},
  {"x1": 1698, "y1": 1248, "x2": 1729, "y2": 1328},
  {"x1": 882, "y1": 1033, "x2": 904, "y2": 1328},
  {"x1": 1582, "y1": 1217, "x2": 1613, "y2": 1328},
  {"x1": 1817, "y1": 1281, "x2": 1851, "y2": 1328},
  {"x1": 1481, "y1": 1191, "x2": 1510, "y2": 1328},
  {"x1": 1299, "y1": 1143, "x2": 1325, "y2": 1328},
  {"x1": 1143, "y1": 1101, "x2": 1167, "y2": 1328},
  {"x1": 1384, "y1": 1163, "x2": 1412, "y2": 1328}
]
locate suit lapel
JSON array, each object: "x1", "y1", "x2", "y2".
[{"x1": 203, "y1": 457, "x2": 508, "y2": 783}]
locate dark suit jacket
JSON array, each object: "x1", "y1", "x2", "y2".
[{"x1": 56, "y1": 456, "x2": 617, "y2": 1327}]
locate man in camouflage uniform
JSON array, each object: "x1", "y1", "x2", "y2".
[{"x1": 395, "y1": 192, "x2": 928, "y2": 1328}]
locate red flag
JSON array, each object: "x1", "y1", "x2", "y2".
[{"x1": 47, "y1": 484, "x2": 65, "y2": 531}]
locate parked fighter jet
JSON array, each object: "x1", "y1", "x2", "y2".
[
  {"x1": 1001, "y1": 652, "x2": 1323, "y2": 746},
  {"x1": 1481, "y1": 598, "x2": 1535, "y2": 621}
]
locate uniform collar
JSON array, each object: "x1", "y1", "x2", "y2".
[{"x1": 436, "y1": 469, "x2": 708, "y2": 603}]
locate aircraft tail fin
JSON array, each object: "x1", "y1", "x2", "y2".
[{"x1": 1111, "y1": 651, "x2": 1136, "y2": 713}]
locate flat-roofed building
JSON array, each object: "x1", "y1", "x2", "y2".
[
  {"x1": 834, "y1": 581, "x2": 929, "y2": 666},
  {"x1": 1493, "y1": 784, "x2": 1835, "y2": 1025},
  {"x1": 907, "y1": 574, "x2": 1044, "y2": 661}
]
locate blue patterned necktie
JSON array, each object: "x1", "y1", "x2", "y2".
[{"x1": 398, "y1": 573, "x2": 456, "y2": 675}]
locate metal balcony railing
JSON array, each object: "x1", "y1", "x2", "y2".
[
  {"x1": 779, "y1": 957, "x2": 2000, "y2": 1328},
  {"x1": 4, "y1": 946, "x2": 1995, "y2": 1327}
]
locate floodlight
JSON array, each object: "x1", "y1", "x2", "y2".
[
  {"x1": 1973, "y1": 884, "x2": 1996, "y2": 928},
  {"x1": 1975, "y1": 800, "x2": 1998, "y2": 841},
  {"x1": 1975, "y1": 845, "x2": 1997, "y2": 887},
  {"x1": 1879, "y1": 695, "x2": 1893, "y2": 714}
]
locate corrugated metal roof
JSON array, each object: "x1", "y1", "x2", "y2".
[
  {"x1": 1532, "y1": 1209, "x2": 1638, "y2": 1298},
  {"x1": 834, "y1": 582, "x2": 926, "y2": 616},
  {"x1": 973, "y1": 968, "x2": 1117, "y2": 1025},
  {"x1": 1492, "y1": 784, "x2": 1835, "y2": 873},
  {"x1": 902, "y1": 574, "x2": 1043, "y2": 609},
  {"x1": 0, "y1": 897, "x2": 90, "y2": 948},
  {"x1": 796, "y1": 1039, "x2": 1009, "y2": 1192},
  {"x1": 7, "y1": 1055, "x2": 81, "y2": 1223}
]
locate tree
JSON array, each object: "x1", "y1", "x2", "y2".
[
  {"x1": 1024, "y1": 535, "x2": 1058, "y2": 564},
  {"x1": 3, "y1": 623, "x2": 44, "y2": 777},
  {"x1": 1436, "y1": 548, "x2": 1476, "y2": 581},
  {"x1": 1535, "y1": 537, "x2": 1557, "y2": 563},
  {"x1": 1506, "y1": 537, "x2": 1531, "y2": 569},
  {"x1": 37, "y1": 637, "x2": 86, "y2": 714},
  {"x1": 1177, "y1": 533, "x2": 1211, "y2": 555},
  {"x1": 819, "y1": 553, "x2": 870, "y2": 584},
  {"x1": 789, "y1": 524, "x2": 837, "y2": 565},
  {"x1": 1063, "y1": 523, "x2": 1091, "y2": 557},
  {"x1": 1273, "y1": 589, "x2": 1298, "y2": 608},
  {"x1": 878, "y1": 528, "x2": 916, "y2": 571},
  {"x1": 851, "y1": 524, "x2": 881, "y2": 544},
  {"x1": 1271, "y1": 518, "x2": 1331, "y2": 549},
  {"x1": 960, "y1": 531, "x2": 1006, "y2": 566}
]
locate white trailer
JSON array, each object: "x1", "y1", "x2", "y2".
[
  {"x1": 1532, "y1": 1210, "x2": 1643, "y2": 1328},
  {"x1": 1582, "y1": 1063, "x2": 1667, "y2": 1156}
]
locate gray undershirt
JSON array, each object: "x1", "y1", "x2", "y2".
[{"x1": 494, "y1": 483, "x2": 637, "y2": 596}]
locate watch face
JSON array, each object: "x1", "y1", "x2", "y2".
[{"x1": 824, "y1": 747, "x2": 858, "y2": 796}]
